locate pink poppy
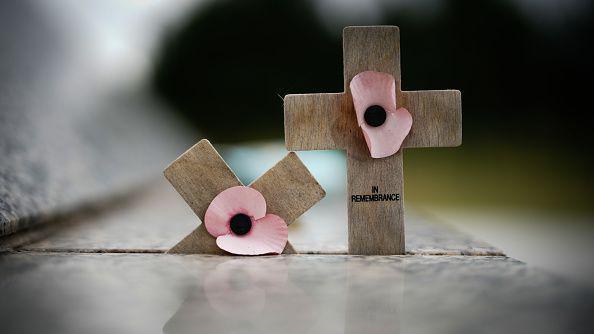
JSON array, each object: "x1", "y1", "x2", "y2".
[
  {"x1": 350, "y1": 70, "x2": 413, "y2": 158},
  {"x1": 204, "y1": 186, "x2": 288, "y2": 255}
]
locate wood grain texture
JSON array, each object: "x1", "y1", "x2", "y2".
[
  {"x1": 402, "y1": 90, "x2": 462, "y2": 148},
  {"x1": 165, "y1": 140, "x2": 323, "y2": 255},
  {"x1": 283, "y1": 26, "x2": 462, "y2": 255},
  {"x1": 164, "y1": 139, "x2": 241, "y2": 254},
  {"x1": 343, "y1": 26, "x2": 401, "y2": 91},
  {"x1": 284, "y1": 93, "x2": 348, "y2": 150},
  {"x1": 347, "y1": 150, "x2": 404, "y2": 255},
  {"x1": 168, "y1": 224, "x2": 224, "y2": 254},
  {"x1": 164, "y1": 140, "x2": 242, "y2": 220},
  {"x1": 249, "y1": 152, "x2": 326, "y2": 224},
  {"x1": 343, "y1": 27, "x2": 405, "y2": 255}
]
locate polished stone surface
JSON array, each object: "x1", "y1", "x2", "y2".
[
  {"x1": 10, "y1": 179, "x2": 502, "y2": 255},
  {"x1": 0, "y1": 253, "x2": 592, "y2": 334}
]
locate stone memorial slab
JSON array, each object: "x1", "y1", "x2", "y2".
[
  {"x1": 4, "y1": 178, "x2": 502, "y2": 256},
  {"x1": 0, "y1": 253, "x2": 592, "y2": 334}
]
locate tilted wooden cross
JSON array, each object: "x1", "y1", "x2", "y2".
[
  {"x1": 284, "y1": 26, "x2": 462, "y2": 255},
  {"x1": 164, "y1": 139, "x2": 325, "y2": 254}
]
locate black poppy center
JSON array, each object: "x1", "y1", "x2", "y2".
[
  {"x1": 364, "y1": 105, "x2": 387, "y2": 127},
  {"x1": 230, "y1": 213, "x2": 252, "y2": 236}
]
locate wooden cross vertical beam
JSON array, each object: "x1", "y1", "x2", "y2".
[
  {"x1": 284, "y1": 26, "x2": 461, "y2": 255},
  {"x1": 344, "y1": 27, "x2": 404, "y2": 255}
]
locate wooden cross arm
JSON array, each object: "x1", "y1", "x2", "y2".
[
  {"x1": 284, "y1": 93, "x2": 350, "y2": 151},
  {"x1": 285, "y1": 89, "x2": 461, "y2": 152},
  {"x1": 164, "y1": 139, "x2": 242, "y2": 220},
  {"x1": 249, "y1": 152, "x2": 326, "y2": 224},
  {"x1": 401, "y1": 90, "x2": 462, "y2": 148},
  {"x1": 165, "y1": 139, "x2": 241, "y2": 254}
]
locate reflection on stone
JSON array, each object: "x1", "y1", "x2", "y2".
[
  {"x1": 163, "y1": 256, "x2": 404, "y2": 334},
  {"x1": 163, "y1": 257, "x2": 315, "y2": 333},
  {"x1": 346, "y1": 257, "x2": 403, "y2": 333},
  {"x1": 2, "y1": 254, "x2": 590, "y2": 334}
]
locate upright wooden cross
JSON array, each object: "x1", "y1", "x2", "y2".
[
  {"x1": 284, "y1": 26, "x2": 462, "y2": 255},
  {"x1": 164, "y1": 139, "x2": 325, "y2": 254}
]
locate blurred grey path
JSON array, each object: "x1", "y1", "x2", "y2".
[{"x1": 0, "y1": 0, "x2": 198, "y2": 237}]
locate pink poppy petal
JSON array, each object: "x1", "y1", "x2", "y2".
[
  {"x1": 350, "y1": 71, "x2": 396, "y2": 127},
  {"x1": 204, "y1": 186, "x2": 267, "y2": 238},
  {"x1": 349, "y1": 71, "x2": 412, "y2": 158},
  {"x1": 216, "y1": 214, "x2": 288, "y2": 255},
  {"x1": 361, "y1": 107, "x2": 413, "y2": 158}
]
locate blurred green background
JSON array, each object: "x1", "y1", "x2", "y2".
[{"x1": 151, "y1": 0, "x2": 594, "y2": 215}]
